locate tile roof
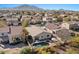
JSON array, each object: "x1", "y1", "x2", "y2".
[
  {"x1": 10, "y1": 26, "x2": 23, "y2": 36},
  {"x1": 0, "y1": 27, "x2": 9, "y2": 33},
  {"x1": 45, "y1": 23, "x2": 61, "y2": 30},
  {"x1": 0, "y1": 26, "x2": 23, "y2": 36},
  {"x1": 25, "y1": 26, "x2": 45, "y2": 37}
]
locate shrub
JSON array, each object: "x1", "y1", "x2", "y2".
[
  {"x1": 34, "y1": 46, "x2": 55, "y2": 54},
  {"x1": 0, "y1": 51, "x2": 5, "y2": 54},
  {"x1": 69, "y1": 36, "x2": 79, "y2": 47},
  {"x1": 56, "y1": 17, "x2": 63, "y2": 22},
  {"x1": 65, "y1": 48, "x2": 79, "y2": 54},
  {"x1": 20, "y1": 47, "x2": 32, "y2": 54}
]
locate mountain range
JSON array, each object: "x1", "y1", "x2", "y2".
[{"x1": 0, "y1": 5, "x2": 45, "y2": 12}]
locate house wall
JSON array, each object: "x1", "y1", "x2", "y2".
[
  {"x1": 12, "y1": 22, "x2": 20, "y2": 26},
  {"x1": 8, "y1": 35, "x2": 13, "y2": 44},
  {"x1": 43, "y1": 17, "x2": 47, "y2": 21},
  {"x1": 35, "y1": 32, "x2": 52, "y2": 41},
  {"x1": 61, "y1": 22, "x2": 69, "y2": 29},
  {"x1": 0, "y1": 32, "x2": 8, "y2": 36},
  {"x1": 45, "y1": 28, "x2": 52, "y2": 33},
  {"x1": 69, "y1": 23, "x2": 79, "y2": 31},
  {"x1": 55, "y1": 29, "x2": 71, "y2": 40},
  {"x1": 8, "y1": 35, "x2": 22, "y2": 44},
  {"x1": 0, "y1": 32, "x2": 9, "y2": 43},
  {"x1": 6, "y1": 17, "x2": 20, "y2": 26},
  {"x1": 7, "y1": 21, "x2": 20, "y2": 26}
]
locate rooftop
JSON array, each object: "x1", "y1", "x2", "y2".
[
  {"x1": 0, "y1": 26, "x2": 23, "y2": 36},
  {"x1": 0, "y1": 27, "x2": 9, "y2": 33},
  {"x1": 25, "y1": 25, "x2": 46, "y2": 37},
  {"x1": 45, "y1": 23, "x2": 61, "y2": 30},
  {"x1": 10, "y1": 26, "x2": 23, "y2": 36}
]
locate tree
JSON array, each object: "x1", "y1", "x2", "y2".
[
  {"x1": 21, "y1": 29, "x2": 29, "y2": 43},
  {"x1": 56, "y1": 17, "x2": 63, "y2": 22},
  {"x1": 22, "y1": 20, "x2": 29, "y2": 27},
  {"x1": 63, "y1": 17, "x2": 71, "y2": 22},
  {"x1": 53, "y1": 14, "x2": 59, "y2": 18}
]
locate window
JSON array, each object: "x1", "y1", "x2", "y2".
[
  {"x1": 28, "y1": 35, "x2": 32, "y2": 39},
  {"x1": 16, "y1": 37, "x2": 21, "y2": 42},
  {"x1": 47, "y1": 35, "x2": 50, "y2": 37},
  {"x1": 2, "y1": 33, "x2": 4, "y2": 35},
  {"x1": 41, "y1": 36, "x2": 43, "y2": 38}
]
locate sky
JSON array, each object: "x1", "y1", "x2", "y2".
[{"x1": 0, "y1": 4, "x2": 79, "y2": 11}]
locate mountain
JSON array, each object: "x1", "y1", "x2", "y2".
[
  {"x1": 14, "y1": 5, "x2": 45, "y2": 12},
  {"x1": 0, "y1": 4, "x2": 45, "y2": 12}
]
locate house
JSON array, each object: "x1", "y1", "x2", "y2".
[
  {"x1": 12, "y1": 14, "x2": 21, "y2": 18},
  {"x1": 69, "y1": 21, "x2": 79, "y2": 31},
  {"x1": 45, "y1": 23, "x2": 71, "y2": 41},
  {"x1": 45, "y1": 23, "x2": 61, "y2": 33},
  {"x1": 0, "y1": 27, "x2": 9, "y2": 43},
  {"x1": 5, "y1": 17, "x2": 21, "y2": 26},
  {"x1": 45, "y1": 11, "x2": 55, "y2": 17},
  {"x1": 29, "y1": 16, "x2": 43, "y2": 25},
  {"x1": 0, "y1": 26, "x2": 23, "y2": 44},
  {"x1": 60, "y1": 22, "x2": 69, "y2": 29},
  {"x1": 8, "y1": 26, "x2": 23, "y2": 44},
  {"x1": 25, "y1": 26, "x2": 52, "y2": 43},
  {"x1": 54, "y1": 28, "x2": 71, "y2": 40},
  {"x1": 43, "y1": 17, "x2": 53, "y2": 23},
  {"x1": 21, "y1": 15, "x2": 31, "y2": 22},
  {"x1": 35, "y1": 13, "x2": 43, "y2": 17}
]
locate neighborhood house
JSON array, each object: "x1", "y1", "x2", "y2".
[
  {"x1": 5, "y1": 17, "x2": 21, "y2": 26},
  {"x1": 25, "y1": 26, "x2": 53, "y2": 43},
  {"x1": 0, "y1": 26, "x2": 23, "y2": 44}
]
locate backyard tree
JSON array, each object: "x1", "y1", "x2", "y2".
[
  {"x1": 21, "y1": 28, "x2": 29, "y2": 43},
  {"x1": 56, "y1": 17, "x2": 63, "y2": 22},
  {"x1": 22, "y1": 19, "x2": 29, "y2": 27}
]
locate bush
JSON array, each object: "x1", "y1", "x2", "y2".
[
  {"x1": 34, "y1": 46, "x2": 55, "y2": 54},
  {"x1": 67, "y1": 36, "x2": 79, "y2": 48},
  {"x1": 0, "y1": 51, "x2": 5, "y2": 54},
  {"x1": 20, "y1": 46, "x2": 59, "y2": 54},
  {"x1": 56, "y1": 17, "x2": 63, "y2": 22},
  {"x1": 65, "y1": 48, "x2": 79, "y2": 54},
  {"x1": 20, "y1": 47, "x2": 32, "y2": 54}
]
